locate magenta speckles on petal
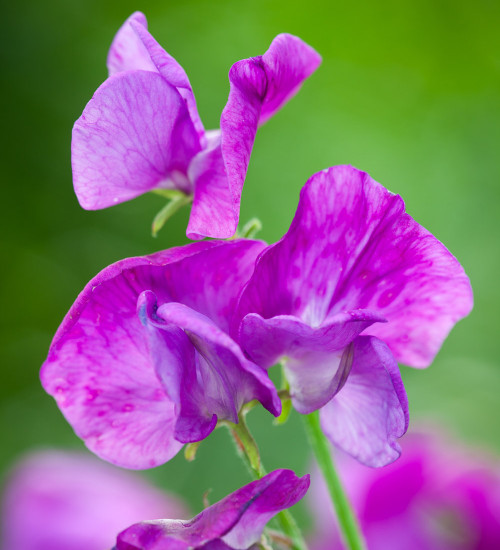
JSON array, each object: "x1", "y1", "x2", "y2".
[
  {"x1": 73, "y1": 12, "x2": 321, "y2": 238},
  {"x1": 235, "y1": 164, "x2": 472, "y2": 466},
  {"x1": 115, "y1": 469, "x2": 310, "y2": 550},
  {"x1": 41, "y1": 240, "x2": 277, "y2": 469}
]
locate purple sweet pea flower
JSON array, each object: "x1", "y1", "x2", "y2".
[
  {"x1": 235, "y1": 165, "x2": 473, "y2": 467},
  {"x1": 115, "y1": 469, "x2": 310, "y2": 550},
  {"x1": 72, "y1": 11, "x2": 321, "y2": 239},
  {"x1": 309, "y1": 431, "x2": 500, "y2": 550},
  {"x1": 41, "y1": 240, "x2": 281, "y2": 469},
  {"x1": 1, "y1": 450, "x2": 187, "y2": 550}
]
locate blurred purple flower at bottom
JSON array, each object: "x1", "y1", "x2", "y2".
[
  {"x1": 1, "y1": 450, "x2": 187, "y2": 550},
  {"x1": 309, "y1": 432, "x2": 500, "y2": 550},
  {"x1": 116, "y1": 469, "x2": 310, "y2": 550}
]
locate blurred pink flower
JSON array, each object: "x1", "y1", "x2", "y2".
[
  {"x1": 1, "y1": 450, "x2": 187, "y2": 550},
  {"x1": 309, "y1": 431, "x2": 500, "y2": 550}
]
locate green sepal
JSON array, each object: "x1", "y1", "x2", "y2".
[
  {"x1": 151, "y1": 191, "x2": 193, "y2": 237},
  {"x1": 184, "y1": 441, "x2": 201, "y2": 462},
  {"x1": 240, "y1": 217, "x2": 263, "y2": 239}
]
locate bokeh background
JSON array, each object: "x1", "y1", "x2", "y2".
[{"x1": 1, "y1": 0, "x2": 499, "y2": 538}]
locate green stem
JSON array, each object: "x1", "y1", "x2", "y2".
[
  {"x1": 225, "y1": 416, "x2": 309, "y2": 550},
  {"x1": 303, "y1": 411, "x2": 367, "y2": 550}
]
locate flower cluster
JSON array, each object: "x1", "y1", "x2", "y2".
[
  {"x1": 72, "y1": 11, "x2": 321, "y2": 239},
  {"x1": 41, "y1": 164, "x2": 472, "y2": 469},
  {"x1": 38, "y1": 11, "x2": 473, "y2": 550}
]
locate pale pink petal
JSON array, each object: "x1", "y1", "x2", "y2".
[
  {"x1": 72, "y1": 71, "x2": 201, "y2": 210},
  {"x1": 130, "y1": 20, "x2": 205, "y2": 143},
  {"x1": 107, "y1": 12, "x2": 157, "y2": 75}
]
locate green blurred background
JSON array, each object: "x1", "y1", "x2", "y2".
[{"x1": 1, "y1": 0, "x2": 499, "y2": 532}]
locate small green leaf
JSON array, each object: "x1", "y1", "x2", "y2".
[
  {"x1": 275, "y1": 395, "x2": 293, "y2": 425},
  {"x1": 275, "y1": 364, "x2": 292, "y2": 425}
]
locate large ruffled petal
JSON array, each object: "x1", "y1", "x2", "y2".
[
  {"x1": 188, "y1": 34, "x2": 321, "y2": 239},
  {"x1": 320, "y1": 336, "x2": 409, "y2": 467},
  {"x1": 41, "y1": 240, "x2": 265, "y2": 469},
  {"x1": 72, "y1": 70, "x2": 201, "y2": 210},
  {"x1": 115, "y1": 470, "x2": 310, "y2": 550},
  {"x1": 236, "y1": 165, "x2": 472, "y2": 367}
]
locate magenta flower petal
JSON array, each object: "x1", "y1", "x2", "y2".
[
  {"x1": 203, "y1": 34, "x2": 321, "y2": 239},
  {"x1": 116, "y1": 470, "x2": 310, "y2": 550},
  {"x1": 128, "y1": 18, "x2": 206, "y2": 143},
  {"x1": 240, "y1": 310, "x2": 385, "y2": 368},
  {"x1": 234, "y1": 165, "x2": 465, "y2": 464},
  {"x1": 319, "y1": 336, "x2": 408, "y2": 467},
  {"x1": 41, "y1": 240, "x2": 271, "y2": 468},
  {"x1": 40, "y1": 264, "x2": 184, "y2": 469},
  {"x1": 72, "y1": 70, "x2": 201, "y2": 210},
  {"x1": 1, "y1": 451, "x2": 186, "y2": 550},
  {"x1": 139, "y1": 296, "x2": 280, "y2": 442},
  {"x1": 239, "y1": 310, "x2": 386, "y2": 413},
  {"x1": 107, "y1": 12, "x2": 157, "y2": 75},
  {"x1": 237, "y1": 164, "x2": 472, "y2": 367},
  {"x1": 187, "y1": 132, "x2": 239, "y2": 239},
  {"x1": 258, "y1": 33, "x2": 323, "y2": 124},
  {"x1": 107, "y1": 12, "x2": 205, "y2": 143}
]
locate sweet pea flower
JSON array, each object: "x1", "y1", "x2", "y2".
[
  {"x1": 235, "y1": 165, "x2": 473, "y2": 467},
  {"x1": 72, "y1": 11, "x2": 321, "y2": 239},
  {"x1": 309, "y1": 432, "x2": 500, "y2": 550},
  {"x1": 115, "y1": 469, "x2": 309, "y2": 550},
  {"x1": 41, "y1": 240, "x2": 280, "y2": 469},
  {"x1": 1, "y1": 450, "x2": 186, "y2": 550}
]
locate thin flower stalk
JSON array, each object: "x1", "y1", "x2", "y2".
[{"x1": 303, "y1": 411, "x2": 367, "y2": 550}]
